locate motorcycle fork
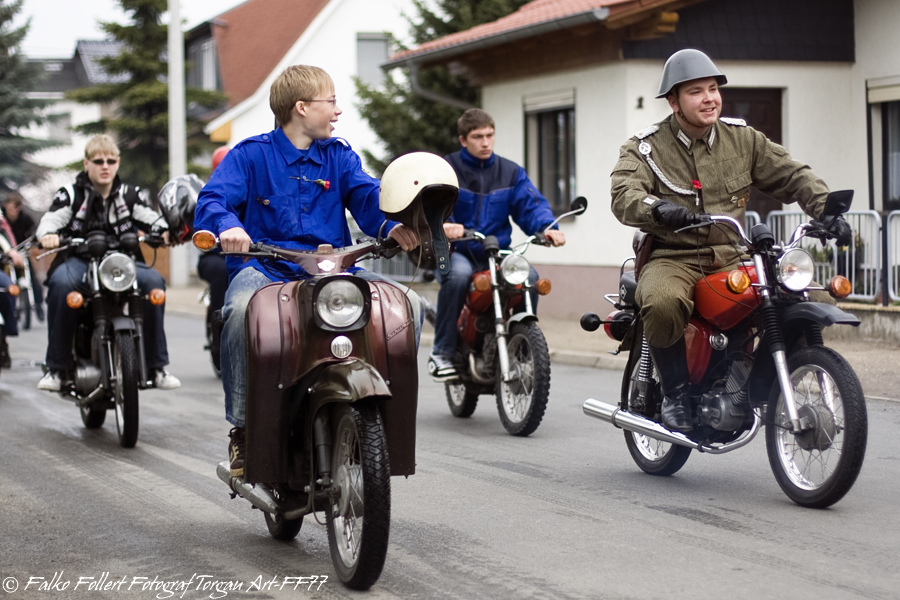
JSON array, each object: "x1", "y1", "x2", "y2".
[
  {"x1": 127, "y1": 285, "x2": 150, "y2": 387},
  {"x1": 753, "y1": 254, "x2": 803, "y2": 432},
  {"x1": 89, "y1": 261, "x2": 113, "y2": 390},
  {"x1": 488, "y1": 255, "x2": 512, "y2": 382}
]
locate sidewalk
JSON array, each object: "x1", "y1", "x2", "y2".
[{"x1": 165, "y1": 283, "x2": 900, "y2": 402}]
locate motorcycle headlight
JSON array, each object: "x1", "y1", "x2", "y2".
[
  {"x1": 500, "y1": 254, "x2": 531, "y2": 286},
  {"x1": 315, "y1": 277, "x2": 367, "y2": 329},
  {"x1": 777, "y1": 248, "x2": 815, "y2": 291},
  {"x1": 98, "y1": 252, "x2": 137, "y2": 292}
]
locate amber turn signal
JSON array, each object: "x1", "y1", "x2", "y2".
[
  {"x1": 535, "y1": 278, "x2": 552, "y2": 295},
  {"x1": 148, "y1": 288, "x2": 166, "y2": 305},
  {"x1": 192, "y1": 230, "x2": 218, "y2": 251},
  {"x1": 726, "y1": 269, "x2": 751, "y2": 294},
  {"x1": 67, "y1": 291, "x2": 84, "y2": 309},
  {"x1": 7, "y1": 284, "x2": 19, "y2": 297},
  {"x1": 473, "y1": 273, "x2": 491, "y2": 292},
  {"x1": 829, "y1": 275, "x2": 852, "y2": 299}
]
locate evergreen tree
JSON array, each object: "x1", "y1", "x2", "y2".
[
  {"x1": 356, "y1": 0, "x2": 530, "y2": 174},
  {"x1": 66, "y1": 0, "x2": 224, "y2": 196},
  {"x1": 0, "y1": 0, "x2": 58, "y2": 195}
]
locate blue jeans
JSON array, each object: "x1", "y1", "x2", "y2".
[
  {"x1": 44, "y1": 256, "x2": 170, "y2": 372},
  {"x1": 432, "y1": 252, "x2": 538, "y2": 357},
  {"x1": 222, "y1": 267, "x2": 424, "y2": 427}
]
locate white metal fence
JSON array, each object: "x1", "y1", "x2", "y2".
[
  {"x1": 887, "y1": 211, "x2": 900, "y2": 302},
  {"x1": 766, "y1": 210, "x2": 883, "y2": 301}
]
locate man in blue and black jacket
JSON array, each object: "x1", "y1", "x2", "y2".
[{"x1": 429, "y1": 109, "x2": 566, "y2": 381}]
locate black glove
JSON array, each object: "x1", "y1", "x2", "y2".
[
  {"x1": 650, "y1": 200, "x2": 693, "y2": 230},
  {"x1": 822, "y1": 215, "x2": 853, "y2": 247}
]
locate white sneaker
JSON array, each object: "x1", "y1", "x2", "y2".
[
  {"x1": 153, "y1": 369, "x2": 181, "y2": 390},
  {"x1": 427, "y1": 353, "x2": 458, "y2": 382},
  {"x1": 37, "y1": 371, "x2": 62, "y2": 392}
]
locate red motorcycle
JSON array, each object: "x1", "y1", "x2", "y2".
[
  {"x1": 435, "y1": 198, "x2": 587, "y2": 436},
  {"x1": 581, "y1": 191, "x2": 867, "y2": 508}
]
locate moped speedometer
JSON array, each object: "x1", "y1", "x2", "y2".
[
  {"x1": 98, "y1": 252, "x2": 137, "y2": 292},
  {"x1": 500, "y1": 254, "x2": 530, "y2": 285},
  {"x1": 777, "y1": 248, "x2": 815, "y2": 291},
  {"x1": 316, "y1": 278, "x2": 366, "y2": 328}
]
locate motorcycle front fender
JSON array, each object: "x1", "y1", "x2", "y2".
[
  {"x1": 507, "y1": 312, "x2": 537, "y2": 327},
  {"x1": 308, "y1": 359, "x2": 391, "y2": 416},
  {"x1": 781, "y1": 302, "x2": 861, "y2": 328},
  {"x1": 110, "y1": 316, "x2": 135, "y2": 331}
]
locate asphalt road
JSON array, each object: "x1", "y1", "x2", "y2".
[{"x1": 2, "y1": 313, "x2": 900, "y2": 600}]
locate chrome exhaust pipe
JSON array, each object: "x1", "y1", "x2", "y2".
[
  {"x1": 582, "y1": 398, "x2": 700, "y2": 450},
  {"x1": 216, "y1": 461, "x2": 281, "y2": 515}
]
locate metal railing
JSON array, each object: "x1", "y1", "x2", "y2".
[
  {"x1": 766, "y1": 210, "x2": 883, "y2": 301},
  {"x1": 887, "y1": 211, "x2": 900, "y2": 302}
]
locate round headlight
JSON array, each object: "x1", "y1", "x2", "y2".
[
  {"x1": 316, "y1": 279, "x2": 365, "y2": 328},
  {"x1": 500, "y1": 254, "x2": 530, "y2": 285},
  {"x1": 98, "y1": 252, "x2": 137, "y2": 292},
  {"x1": 777, "y1": 248, "x2": 815, "y2": 291}
]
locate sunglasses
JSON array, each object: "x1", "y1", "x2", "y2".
[{"x1": 90, "y1": 158, "x2": 119, "y2": 166}]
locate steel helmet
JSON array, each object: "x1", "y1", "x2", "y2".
[
  {"x1": 157, "y1": 173, "x2": 204, "y2": 244},
  {"x1": 211, "y1": 146, "x2": 229, "y2": 171},
  {"x1": 656, "y1": 49, "x2": 727, "y2": 99},
  {"x1": 380, "y1": 152, "x2": 459, "y2": 273}
]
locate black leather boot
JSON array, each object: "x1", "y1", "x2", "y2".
[{"x1": 648, "y1": 337, "x2": 693, "y2": 433}]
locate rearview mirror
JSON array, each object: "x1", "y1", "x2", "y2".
[
  {"x1": 570, "y1": 196, "x2": 588, "y2": 215},
  {"x1": 822, "y1": 190, "x2": 853, "y2": 217}
]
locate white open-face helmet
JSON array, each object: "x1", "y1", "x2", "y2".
[{"x1": 380, "y1": 152, "x2": 459, "y2": 273}]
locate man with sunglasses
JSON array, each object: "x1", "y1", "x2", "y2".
[{"x1": 35, "y1": 134, "x2": 181, "y2": 392}]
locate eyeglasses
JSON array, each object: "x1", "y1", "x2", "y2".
[
  {"x1": 301, "y1": 98, "x2": 337, "y2": 106},
  {"x1": 90, "y1": 158, "x2": 119, "y2": 166}
]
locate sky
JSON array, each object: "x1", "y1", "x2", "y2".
[{"x1": 17, "y1": 0, "x2": 249, "y2": 58}]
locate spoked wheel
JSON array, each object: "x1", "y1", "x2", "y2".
[
  {"x1": 622, "y1": 344, "x2": 691, "y2": 476},
  {"x1": 445, "y1": 380, "x2": 478, "y2": 418},
  {"x1": 495, "y1": 321, "x2": 550, "y2": 436},
  {"x1": 264, "y1": 511, "x2": 303, "y2": 541},
  {"x1": 326, "y1": 404, "x2": 391, "y2": 590},
  {"x1": 765, "y1": 345, "x2": 867, "y2": 508},
  {"x1": 113, "y1": 331, "x2": 139, "y2": 448},
  {"x1": 80, "y1": 403, "x2": 107, "y2": 429}
]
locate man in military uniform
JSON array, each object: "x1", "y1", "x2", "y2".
[{"x1": 610, "y1": 49, "x2": 852, "y2": 433}]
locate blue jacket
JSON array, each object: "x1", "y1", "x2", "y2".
[
  {"x1": 444, "y1": 147, "x2": 555, "y2": 263},
  {"x1": 194, "y1": 128, "x2": 398, "y2": 281}
]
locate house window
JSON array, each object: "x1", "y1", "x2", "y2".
[
  {"x1": 357, "y1": 33, "x2": 389, "y2": 87},
  {"x1": 526, "y1": 107, "x2": 576, "y2": 213},
  {"x1": 187, "y1": 38, "x2": 219, "y2": 91},
  {"x1": 883, "y1": 101, "x2": 900, "y2": 212}
]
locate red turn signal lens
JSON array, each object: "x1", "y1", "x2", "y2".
[
  {"x1": 726, "y1": 269, "x2": 751, "y2": 294},
  {"x1": 473, "y1": 273, "x2": 491, "y2": 292},
  {"x1": 149, "y1": 289, "x2": 166, "y2": 305},
  {"x1": 67, "y1": 291, "x2": 84, "y2": 309},
  {"x1": 535, "y1": 278, "x2": 552, "y2": 295},
  {"x1": 829, "y1": 275, "x2": 852, "y2": 299},
  {"x1": 192, "y1": 230, "x2": 217, "y2": 251},
  {"x1": 7, "y1": 284, "x2": 19, "y2": 297}
]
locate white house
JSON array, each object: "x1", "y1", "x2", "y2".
[{"x1": 387, "y1": 0, "x2": 900, "y2": 317}]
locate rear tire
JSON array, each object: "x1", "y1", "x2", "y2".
[
  {"x1": 113, "y1": 331, "x2": 139, "y2": 448},
  {"x1": 80, "y1": 404, "x2": 107, "y2": 429},
  {"x1": 621, "y1": 342, "x2": 691, "y2": 476},
  {"x1": 326, "y1": 404, "x2": 391, "y2": 590},
  {"x1": 264, "y1": 511, "x2": 303, "y2": 541},
  {"x1": 765, "y1": 345, "x2": 867, "y2": 508},
  {"x1": 445, "y1": 380, "x2": 478, "y2": 418}
]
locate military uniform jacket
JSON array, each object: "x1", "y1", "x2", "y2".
[{"x1": 610, "y1": 114, "x2": 829, "y2": 249}]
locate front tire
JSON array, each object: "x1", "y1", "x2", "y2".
[
  {"x1": 326, "y1": 404, "x2": 391, "y2": 590},
  {"x1": 18, "y1": 288, "x2": 32, "y2": 331},
  {"x1": 113, "y1": 331, "x2": 139, "y2": 448},
  {"x1": 622, "y1": 342, "x2": 691, "y2": 476},
  {"x1": 495, "y1": 321, "x2": 550, "y2": 436},
  {"x1": 445, "y1": 380, "x2": 478, "y2": 417},
  {"x1": 765, "y1": 345, "x2": 867, "y2": 508}
]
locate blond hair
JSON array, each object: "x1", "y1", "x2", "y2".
[
  {"x1": 269, "y1": 65, "x2": 334, "y2": 127},
  {"x1": 84, "y1": 134, "x2": 120, "y2": 160}
]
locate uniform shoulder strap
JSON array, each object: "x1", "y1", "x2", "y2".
[{"x1": 720, "y1": 117, "x2": 747, "y2": 127}]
